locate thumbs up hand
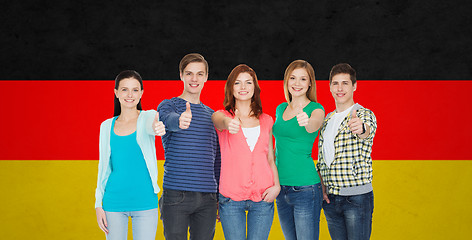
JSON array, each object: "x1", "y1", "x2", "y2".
[
  {"x1": 348, "y1": 109, "x2": 364, "y2": 135},
  {"x1": 153, "y1": 112, "x2": 166, "y2": 136},
  {"x1": 179, "y1": 102, "x2": 192, "y2": 129},
  {"x1": 227, "y1": 109, "x2": 241, "y2": 134},
  {"x1": 296, "y1": 103, "x2": 309, "y2": 127}
]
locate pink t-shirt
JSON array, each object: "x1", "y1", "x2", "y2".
[{"x1": 216, "y1": 110, "x2": 275, "y2": 202}]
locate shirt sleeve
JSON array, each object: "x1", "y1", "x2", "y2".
[
  {"x1": 359, "y1": 108, "x2": 377, "y2": 141},
  {"x1": 157, "y1": 99, "x2": 181, "y2": 132}
]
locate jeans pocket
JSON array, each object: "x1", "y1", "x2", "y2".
[
  {"x1": 346, "y1": 194, "x2": 364, "y2": 208},
  {"x1": 162, "y1": 190, "x2": 185, "y2": 206},
  {"x1": 218, "y1": 194, "x2": 231, "y2": 204},
  {"x1": 293, "y1": 185, "x2": 314, "y2": 192}
]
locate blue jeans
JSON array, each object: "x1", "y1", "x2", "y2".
[
  {"x1": 218, "y1": 194, "x2": 274, "y2": 240},
  {"x1": 159, "y1": 189, "x2": 218, "y2": 240},
  {"x1": 322, "y1": 191, "x2": 374, "y2": 240},
  {"x1": 105, "y1": 208, "x2": 158, "y2": 240},
  {"x1": 276, "y1": 183, "x2": 323, "y2": 240}
]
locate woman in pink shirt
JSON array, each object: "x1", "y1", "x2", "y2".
[{"x1": 212, "y1": 64, "x2": 280, "y2": 240}]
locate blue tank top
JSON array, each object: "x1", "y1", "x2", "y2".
[{"x1": 102, "y1": 116, "x2": 158, "y2": 212}]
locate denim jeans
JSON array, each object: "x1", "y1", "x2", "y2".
[
  {"x1": 105, "y1": 208, "x2": 158, "y2": 240},
  {"x1": 322, "y1": 191, "x2": 374, "y2": 240},
  {"x1": 159, "y1": 189, "x2": 218, "y2": 240},
  {"x1": 276, "y1": 183, "x2": 323, "y2": 240},
  {"x1": 218, "y1": 194, "x2": 274, "y2": 240}
]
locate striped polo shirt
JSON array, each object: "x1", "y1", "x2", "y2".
[{"x1": 157, "y1": 97, "x2": 221, "y2": 193}]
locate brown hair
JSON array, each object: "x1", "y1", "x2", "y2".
[
  {"x1": 179, "y1": 53, "x2": 209, "y2": 74},
  {"x1": 329, "y1": 63, "x2": 357, "y2": 85},
  {"x1": 283, "y1": 60, "x2": 317, "y2": 103},
  {"x1": 223, "y1": 64, "x2": 262, "y2": 118}
]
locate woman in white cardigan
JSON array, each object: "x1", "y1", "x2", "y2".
[{"x1": 95, "y1": 70, "x2": 165, "y2": 240}]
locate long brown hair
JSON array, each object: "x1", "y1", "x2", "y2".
[
  {"x1": 283, "y1": 60, "x2": 317, "y2": 103},
  {"x1": 223, "y1": 64, "x2": 262, "y2": 118}
]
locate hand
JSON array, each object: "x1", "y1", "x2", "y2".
[
  {"x1": 153, "y1": 112, "x2": 166, "y2": 136},
  {"x1": 227, "y1": 109, "x2": 241, "y2": 134},
  {"x1": 296, "y1": 103, "x2": 309, "y2": 127},
  {"x1": 262, "y1": 185, "x2": 281, "y2": 203},
  {"x1": 348, "y1": 110, "x2": 364, "y2": 135},
  {"x1": 179, "y1": 102, "x2": 192, "y2": 129},
  {"x1": 323, "y1": 192, "x2": 330, "y2": 204},
  {"x1": 95, "y1": 207, "x2": 108, "y2": 234}
]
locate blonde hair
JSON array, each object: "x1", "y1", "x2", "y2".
[{"x1": 283, "y1": 60, "x2": 317, "y2": 103}]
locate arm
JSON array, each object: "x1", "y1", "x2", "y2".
[
  {"x1": 349, "y1": 109, "x2": 377, "y2": 140},
  {"x1": 211, "y1": 111, "x2": 240, "y2": 134},
  {"x1": 262, "y1": 129, "x2": 281, "y2": 202},
  {"x1": 157, "y1": 100, "x2": 181, "y2": 132},
  {"x1": 318, "y1": 171, "x2": 330, "y2": 204},
  {"x1": 304, "y1": 108, "x2": 325, "y2": 133}
]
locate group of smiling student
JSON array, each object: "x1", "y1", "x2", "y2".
[{"x1": 95, "y1": 53, "x2": 377, "y2": 240}]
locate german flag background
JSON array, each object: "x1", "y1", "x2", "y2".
[{"x1": 1, "y1": 1, "x2": 471, "y2": 239}]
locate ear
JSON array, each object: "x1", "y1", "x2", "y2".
[
  {"x1": 114, "y1": 89, "x2": 118, "y2": 98},
  {"x1": 180, "y1": 72, "x2": 183, "y2": 81},
  {"x1": 353, "y1": 82, "x2": 357, "y2": 91}
]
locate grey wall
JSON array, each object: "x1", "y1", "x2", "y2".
[{"x1": 2, "y1": 0, "x2": 471, "y2": 80}]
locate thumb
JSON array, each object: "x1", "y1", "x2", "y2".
[
  {"x1": 234, "y1": 109, "x2": 240, "y2": 118},
  {"x1": 154, "y1": 112, "x2": 159, "y2": 122},
  {"x1": 351, "y1": 109, "x2": 358, "y2": 118},
  {"x1": 296, "y1": 103, "x2": 304, "y2": 114},
  {"x1": 186, "y1": 102, "x2": 191, "y2": 113}
]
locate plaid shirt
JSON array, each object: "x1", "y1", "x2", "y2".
[{"x1": 316, "y1": 104, "x2": 377, "y2": 195}]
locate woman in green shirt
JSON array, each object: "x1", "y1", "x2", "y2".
[{"x1": 272, "y1": 60, "x2": 325, "y2": 240}]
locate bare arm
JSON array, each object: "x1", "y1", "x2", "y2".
[{"x1": 305, "y1": 108, "x2": 325, "y2": 133}]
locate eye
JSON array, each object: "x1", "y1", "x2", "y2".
[
  {"x1": 247, "y1": 81, "x2": 253, "y2": 84},
  {"x1": 234, "y1": 82, "x2": 240, "y2": 85},
  {"x1": 301, "y1": 78, "x2": 307, "y2": 81},
  {"x1": 186, "y1": 72, "x2": 191, "y2": 76},
  {"x1": 198, "y1": 73, "x2": 204, "y2": 76},
  {"x1": 289, "y1": 76, "x2": 295, "y2": 80}
]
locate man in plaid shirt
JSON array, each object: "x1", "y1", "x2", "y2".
[{"x1": 317, "y1": 63, "x2": 377, "y2": 240}]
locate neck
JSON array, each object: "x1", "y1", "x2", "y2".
[
  {"x1": 336, "y1": 100, "x2": 355, "y2": 113},
  {"x1": 118, "y1": 107, "x2": 139, "y2": 121},
  {"x1": 235, "y1": 100, "x2": 252, "y2": 117},
  {"x1": 179, "y1": 92, "x2": 201, "y2": 104},
  {"x1": 290, "y1": 95, "x2": 310, "y2": 107}
]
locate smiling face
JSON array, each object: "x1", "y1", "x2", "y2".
[
  {"x1": 114, "y1": 77, "x2": 143, "y2": 110},
  {"x1": 330, "y1": 73, "x2": 356, "y2": 108},
  {"x1": 180, "y1": 62, "x2": 208, "y2": 95},
  {"x1": 233, "y1": 72, "x2": 254, "y2": 102},
  {"x1": 287, "y1": 68, "x2": 311, "y2": 99}
]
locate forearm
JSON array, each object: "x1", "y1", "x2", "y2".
[{"x1": 212, "y1": 112, "x2": 230, "y2": 131}]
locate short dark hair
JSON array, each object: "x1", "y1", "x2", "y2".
[
  {"x1": 179, "y1": 53, "x2": 208, "y2": 75},
  {"x1": 113, "y1": 70, "x2": 143, "y2": 116},
  {"x1": 329, "y1": 63, "x2": 356, "y2": 85}
]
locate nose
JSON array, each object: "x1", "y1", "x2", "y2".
[
  {"x1": 241, "y1": 82, "x2": 246, "y2": 89},
  {"x1": 127, "y1": 90, "x2": 132, "y2": 97}
]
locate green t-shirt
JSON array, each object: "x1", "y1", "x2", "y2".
[{"x1": 272, "y1": 101, "x2": 324, "y2": 186}]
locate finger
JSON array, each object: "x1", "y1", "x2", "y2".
[
  {"x1": 154, "y1": 112, "x2": 159, "y2": 122},
  {"x1": 186, "y1": 102, "x2": 191, "y2": 113}
]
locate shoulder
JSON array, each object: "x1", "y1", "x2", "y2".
[
  {"x1": 275, "y1": 102, "x2": 288, "y2": 114},
  {"x1": 260, "y1": 113, "x2": 274, "y2": 125},
  {"x1": 139, "y1": 110, "x2": 157, "y2": 120},
  {"x1": 308, "y1": 101, "x2": 324, "y2": 111},
  {"x1": 216, "y1": 109, "x2": 231, "y2": 117},
  {"x1": 100, "y1": 117, "x2": 114, "y2": 128},
  {"x1": 199, "y1": 102, "x2": 215, "y2": 113}
]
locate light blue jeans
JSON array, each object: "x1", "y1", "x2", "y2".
[
  {"x1": 218, "y1": 194, "x2": 274, "y2": 240},
  {"x1": 276, "y1": 183, "x2": 323, "y2": 240},
  {"x1": 105, "y1": 208, "x2": 158, "y2": 240}
]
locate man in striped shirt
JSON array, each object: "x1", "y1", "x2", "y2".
[{"x1": 157, "y1": 53, "x2": 221, "y2": 240}]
